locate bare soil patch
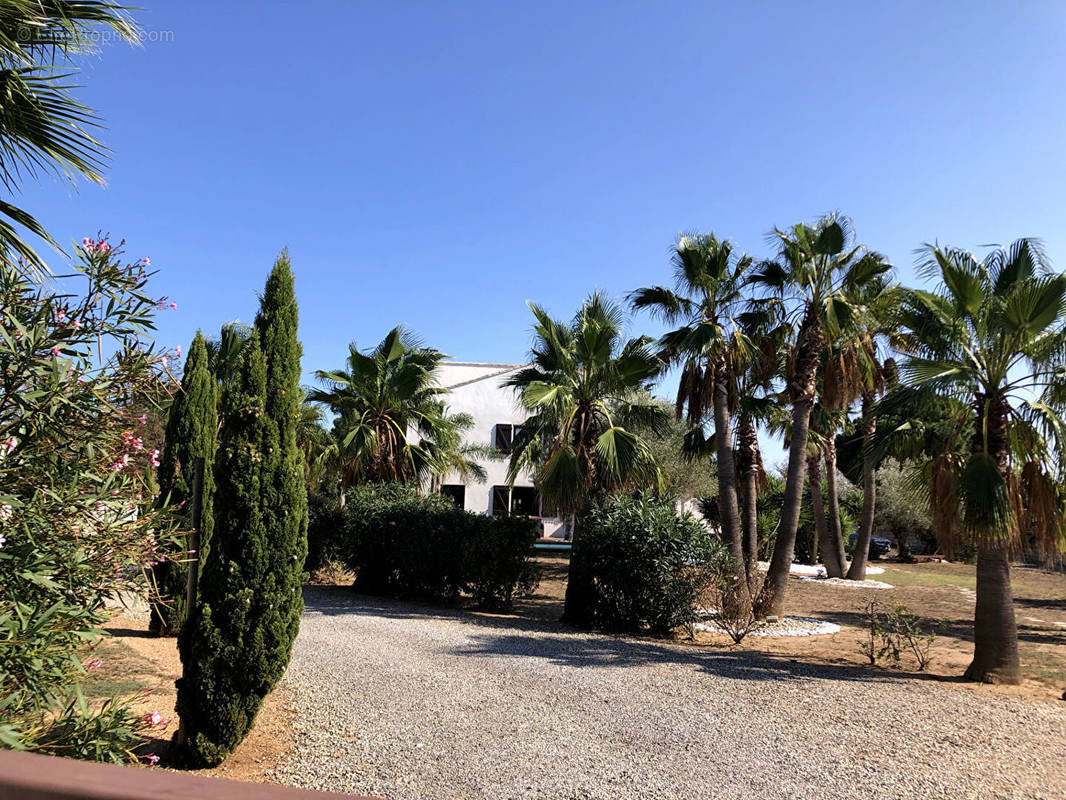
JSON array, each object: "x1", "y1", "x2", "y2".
[{"x1": 513, "y1": 555, "x2": 1066, "y2": 703}]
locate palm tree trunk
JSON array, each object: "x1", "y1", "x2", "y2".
[
  {"x1": 712, "y1": 360, "x2": 751, "y2": 611},
  {"x1": 822, "y1": 441, "x2": 847, "y2": 578},
  {"x1": 756, "y1": 307, "x2": 822, "y2": 619},
  {"x1": 808, "y1": 454, "x2": 834, "y2": 573},
  {"x1": 847, "y1": 394, "x2": 877, "y2": 580},
  {"x1": 755, "y1": 397, "x2": 812, "y2": 618},
  {"x1": 736, "y1": 417, "x2": 760, "y2": 585},
  {"x1": 561, "y1": 516, "x2": 596, "y2": 627},
  {"x1": 965, "y1": 540, "x2": 1021, "y2": 683},
  {"x1": 964, "y1": 393, "x2": 1021, "y2": 684}
]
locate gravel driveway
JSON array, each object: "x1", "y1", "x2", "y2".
[{"x1": 273, "y1": 587, "x2": 1066, "y2": 800}]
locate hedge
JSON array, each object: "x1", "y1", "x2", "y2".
[{"x1": 308, "y1": 483, "x2": 539, "y2": 610}]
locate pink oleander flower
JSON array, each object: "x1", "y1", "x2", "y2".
[
  {"x1": 53, "y1": 308, "x2": 66, "y2": 322},
  {"x1": 85, "y1": 658, "x2": 102, "y2": 671},
  {"x1": 139, "y1": 414, "x2": 148, "y2": 425},
  {"x1": 82, "y1": 237, "x2": 91, "y2": 248},
  {"x1": 132, "y1": 437, "x2": 143, "y2": 452},
  {"x1": 71, "y1": 318, "x2": 81, "y2": 329},
  {"x1": 174, "y1": 345, "x2": 181, "y2": 358},
  {"x1": 144, "y1": 753, "x2": 160, "y2": 766},
  {"x1": 145, "y1": 711, "x2": 163, "y2": 726},
  {"x1": 51, "y1": 347, "x2": 61, "y2": 357},
  {"x1": 96, "y1": 242, "x2": 111, "y2": 254},
  {"x1": 144, "y1": 256, "x2": 151, "y2": 266},
  {"x1": 0, "y1": 532, "x2": 6, "y2": 548},
  {"x1": 168, "y1": 302, "x2": 177, "y2": 310},
  {"x1": 149, "y1": 449, "x2": 160, "y2": 468},
  {"x1": 110, "y1": 454, "x2": 129, "y2": 472},
  {"x1": 160, "y1": 356, "x2": 168, "y2": 370}
]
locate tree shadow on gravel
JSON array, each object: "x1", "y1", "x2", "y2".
[{"x1": 301, "y1": 586, "x2": 962, "y2": 688}]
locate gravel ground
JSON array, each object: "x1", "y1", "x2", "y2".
[{"x1": 273, "y1": 587, "x2": 1066, "y2": 800}]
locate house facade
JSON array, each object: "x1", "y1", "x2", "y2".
[{"x1": 435, "y1": 362, "x2": 568, "y2": 539}]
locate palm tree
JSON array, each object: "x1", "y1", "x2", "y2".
[
  {"x1": 296, "y1": 392, "x2": 332, "y2": 493},
  {"x1": 891, "y1": 238, "x2": 1066, "y2": 683},
  {"x1": 841, "y1": 279, "x2": 899, "y2": 580},
  {"x1": 630, "y1": 233, "x2": 756, "y2": 607},
  {"x1": 506, "y1": 293, "x2": 667, "y2": 626},
  {"x1": 207, "y1": 322, "x2": 254, "y2": 386},
  {"x1": 733, "y1": 389, "x2": 779, "y2": 580},
  {"x1": 732, "y1": 308, "x2": 786, "y2": 580},
  {"x1": 309, "y1": 326, "x2": 483, "y2": 500},
  {"x1": 750, "y1": 214, "x2": 892, "y2": 617},
  {"x1": 0, "y1": 1, "x2": 136, "y2": 279},
  {"x1": 803, "y1": 405, "x2": 836, "y2": 571}
]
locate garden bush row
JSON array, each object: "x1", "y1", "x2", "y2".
[{"x1": 308, "y1": 484, "x2": 539, "y2": 610}]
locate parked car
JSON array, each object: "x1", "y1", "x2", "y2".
[{"x1": 848, "y1": 532, "x2": 892, "y2": 560}]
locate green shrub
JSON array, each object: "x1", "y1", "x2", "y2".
[
  {"x1": 306, "y1": 491, "x2": 345, "y2": 573},
  {"x1": 336, "y1": 483, "x2": 539, "y2": 610},
  {"x1": 580, "y1": 495, "x2": 722, "y2": 634},
  {"x1": 462, "y1": 514, "x2": 541, "y2": 610},
  {"x1": 0, "y1": 239, "x2": 177, "y2": 760}
]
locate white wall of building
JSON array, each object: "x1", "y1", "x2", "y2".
[{"x1": 435, "y1": 362, "x2": 568, "y2": 539}]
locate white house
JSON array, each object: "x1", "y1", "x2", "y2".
[{"x1": 434, "y1": 362, "x2": 568, "y2": 539}]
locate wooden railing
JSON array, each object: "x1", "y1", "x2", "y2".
[{"x1": 0, "y1": 750, "x2": 378, "y2": 800}]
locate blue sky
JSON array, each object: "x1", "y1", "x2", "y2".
[{"x1": 20, "y1": 1, "x2": 1066, "y2": 404}]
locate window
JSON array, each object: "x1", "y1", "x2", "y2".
[
  {"x1": 440, "y1": 484, "x2": 465, "y2": 508},
  {"x1": 510, "y1": 486, "x2": 540, "y2": 517},
  {"x1": 491, "y1": 485, "x2": 510, "y2": 517},
  {"x1": 493, "y1": 423, "x2": 514, "y2": 453}
]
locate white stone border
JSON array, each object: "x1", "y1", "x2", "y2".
[
  {"x1": 756, "y1": 561, "x2": 885, "y2": 577},
  {"x1": 797, "y1": 576, "x2": 894, "y2": 589},
  {"x1": 694, "y1": 615, "x2": 841, "y2": 637}
]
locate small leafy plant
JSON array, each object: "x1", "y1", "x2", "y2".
[
  {"x1": 859, "y1": 600, "x2": 899, "y2": 665},
  {"x1": 707, "y1": 564, "x2": 764, "y2": 644},
  {"x1": 859, "y1": 600, "x2": 944, "y2": 671},
  {"x1": 887, "y1": 605, "x2": 944, "y2": 671}
]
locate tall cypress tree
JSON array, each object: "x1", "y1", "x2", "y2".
[
  {"x1": 253, "y1": 250, "x2": 308, "y2": 684},
  {"x1": 175, "y1": 254, "x2": 306, "y2": 766},
  {"x1": 150, "y1": 332, "x2": 216, "y2": 636}
]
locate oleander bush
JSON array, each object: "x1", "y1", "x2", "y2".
[
  {"x1": 0, "y1": 239, "x2": 178, "y2": 761},
  {"x1": 580, "y1": 494, "x2": 722, "y2": 634},
  {"x1": 312, "y1": 483, "x2": 539, "y2": 610}
]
